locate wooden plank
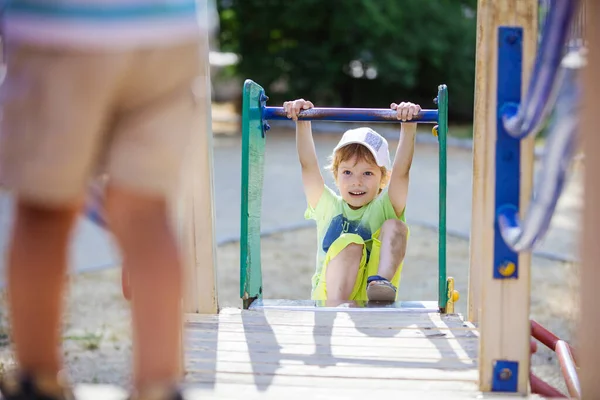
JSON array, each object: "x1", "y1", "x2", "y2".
[
  {"x1": 467, "y1": 0, "x2": 490, "y2": 325},
  {"x1": 507, "y1": 0, "x2": 536, "y2": 394},
  {"x1": 181, "y1": 383, "x2": 549, "y2": 400},
  {"x1": 187, "y1": 308, "x2": 468, "y2": 326},
  {"x1": 185, "y1": 348, "x2": 476, "y2": 366},
  {"x1": 186, "y1": 341, "x2": 476, "y2": 360},
  {"x1": 72, "y1": 383, "x2": 549, "y2": 400},
  {"x1": 473, "y1": 0, "x2": 536, "y2": 394},
  {"x1": 182, "y1": 383, "x2": 477, "y2": 400},
  {"x1": 185, "y1": 372, "x2": 478, "y2": 391},
  {"x1": 180, "y1": 308, "x2": 484, "y2": 396},
  {"x1": 178, "y1": 0, "x2": 219, "y2": 314},
  {"x1": 197, "y1": 315, "x2": 466, "y2": 329},
  {"x1": 250, "y1": 299, "x2": 440, "y2": 312},
  {"x1": 186, "y1": 326, "x2": 478, "y2": 345},
  {"x1": 580, "y1": 1, "x2": 599, "y2": 398},
  {"x1": 186, "y1": 323, "x2": 478, "y2": 338},
  {"x1": 185, "y1": 361, "x2": 478, "y2": 381}
]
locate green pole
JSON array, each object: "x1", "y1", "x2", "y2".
[
  {"x1": 437, "y1": 84, "x2": 448, "y2": 312},
  {"x1": 240, "y1": 80, "x2": 267, "y2": 308}
]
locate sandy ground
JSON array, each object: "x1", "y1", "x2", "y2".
[{"x1": 0, "y1": 223, "x2": 579, "y2": 394}]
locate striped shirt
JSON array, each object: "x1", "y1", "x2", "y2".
[{"x1": 0, "y1": 0, "x2": 208, "y2": 49}]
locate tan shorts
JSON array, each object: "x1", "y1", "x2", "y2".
[{"x1": 0, "y1": 41, "x2": 203, "y2": 206}]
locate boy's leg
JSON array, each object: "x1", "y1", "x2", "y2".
[
  {"x1": 0, "y1": 44, "x2": 124, "y2": 397},
  {"x1": 367, "y1": 219, "x2": 409, "y2": 301},
  {"x1": 104, "y1": 187, "x2": 183, "y2": 388},
  {"x1": 325, "y1": 243, "x2": 363, "y2": 301},
  {"x1": 103, "y1": 42, "x2": 201, "y2": 394},
  {"x1": 6, "y1": 203, "x2": 79, "y2": 377},
  {"x1": 312, "y1": 233, "x2": 367, "y2": 302},
  {"x1": 374, "y1": 219, "x2": 409, "y2": 279}
]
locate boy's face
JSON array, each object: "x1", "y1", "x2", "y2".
[{"x1": 335, "y1": 155, "x2": 386, "y2": 209}]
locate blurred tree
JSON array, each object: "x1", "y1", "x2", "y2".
[{"x1": 217, "y1": 0, "x2": 477, "y2": 122}]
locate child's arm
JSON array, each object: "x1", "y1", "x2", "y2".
[
  {"x1": 284, "y1": 99, "x2": 324, "y2": 208},
  {"x1": 387, "y1": 101, "x2": 422, "y2": 217}
]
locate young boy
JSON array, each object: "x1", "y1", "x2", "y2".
[
  {"x1": 0, "y1": 1, "x2": 204, "y2": 399},
  {"x1": 283, "y1": 98, "x2": 421, "y2": 303}
]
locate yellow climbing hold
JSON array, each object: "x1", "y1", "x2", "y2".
[{"x1": 432, "y1": 124, "x2": 439, "y2": 137}]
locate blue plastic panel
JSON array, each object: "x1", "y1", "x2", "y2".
[{"x1": 494, "y1": 27, "x2": 523, "y2": 280}]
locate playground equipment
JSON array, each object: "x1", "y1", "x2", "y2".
[
  {"x1": 468, "y1": 0, "x2": 584, "y2": 396},
  {"x1": 239, "y1": 80, "x2": 456, "y2": 312},
  {"x1": 54, "y1": 0, "x2": 600, "y2": 398}
]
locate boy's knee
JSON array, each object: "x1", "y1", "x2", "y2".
[
  {"x1": 104, "y1": 186, "x2": 171, "y2": 242},
  {"x1": 381, "y1": 219, "x2": 408, "y2": 239},
  {"x1": 15, "y1": 201, "x2": 79, "y2": 234},
  {"x1": 329, "y1": 242, "x2": 363, "y2": 266},
  {"x1": 342, "y1": 242, "x2": 364, "y2": 257}
]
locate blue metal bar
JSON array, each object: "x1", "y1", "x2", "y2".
[
  {"x1": 497, "y1": 48, "x2": 584, "y2": 252},
  {"x1": 502, "y1": 0, "x2": 580, "y2": 139},
  {"x1": 264, "y1": 107, "x2": 439, "y2": 123}
]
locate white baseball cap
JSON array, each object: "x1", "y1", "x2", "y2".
[{"x1": 333, "y1": 127, "x2": 391, "y2": 169}]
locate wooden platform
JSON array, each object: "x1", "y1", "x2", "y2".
[
  {"x1": 183, "y1": 303, "x2": 480, "y2": 399},
  {"x1": 71, "y1": 301, "x2": 551, "y2": 399}
]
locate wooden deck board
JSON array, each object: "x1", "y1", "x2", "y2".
[
  {"x1": 178, "y1": 307, "x2": 537, "y2": 398},
  {"x1": 69, "y1": 307, "x2": 550, "y2": 398},
  {"x1": 72, "y1": 382, "x2": 549, "y2": 400}
]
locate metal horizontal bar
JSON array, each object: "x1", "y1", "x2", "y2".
[{"x1": 263, "y1": 107, "x2": 439, "y2": 123}]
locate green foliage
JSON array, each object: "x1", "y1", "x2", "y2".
[{"x1": 217, "y1": 0, "x2": 478, "y2": 121}]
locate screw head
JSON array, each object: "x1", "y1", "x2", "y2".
[
  {"x1": 506, "y1": 34, "x2": 518, "y2": 44},
  {"x1": 499, "y1": 368, "x2": 512, "y2": 381}
]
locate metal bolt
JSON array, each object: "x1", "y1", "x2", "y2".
[
  {"x1": 260, "y1": 93, "x2": 270, "y2": 103},
  {"x1": 433, "y1": 97, "x2": 438, "y2": 105},
  {"x1": 263, "y1": 122, "x2": 271, "y2": 131},
  {"x1": 506, "y1": 34, "x2": 518, "y2": 45},
  {"x1": 499, "y1": 368, "x2": 512, "y2": 381}
]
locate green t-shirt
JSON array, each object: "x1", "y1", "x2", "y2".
[{"x1": 304, "y1": 184, "x2": 406, "y2": 293}]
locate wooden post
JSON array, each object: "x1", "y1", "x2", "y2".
[
  {"x1": 470, "y1": 0, "x2": 537, "y2": 393},
  {"x1": 579, "y1": 0, "x2": 599, "y2": 396},
  {"x1": 176, "y1": 2, "x2": 219, "y2": 315}
]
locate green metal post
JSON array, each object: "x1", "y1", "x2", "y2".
[
  {"x1": 240, "y1": 79, "x2": 267, "y2": 309},
  {"x1": 437, "y1": 84, "x2": 448, "y2": 312}
]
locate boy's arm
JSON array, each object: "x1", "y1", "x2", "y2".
[
  {"x1": 388, "y1": 102, "x2": 421, "y2": 217},
  {"x1": 285, "y1": 99, "x2": 324, "y2": 208}
]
